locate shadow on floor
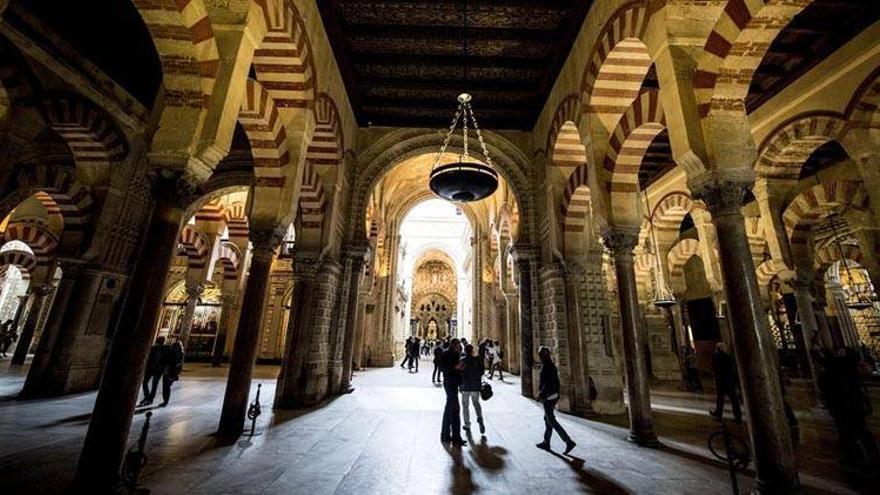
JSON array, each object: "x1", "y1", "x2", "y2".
[
  {"x1": 444, "y1": 443, "x2": 477, "y2": 495},
  {"x1": 546, "y1": 451, "x2": 632, "y2": 495}
]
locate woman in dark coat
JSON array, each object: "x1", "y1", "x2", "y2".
[{"x1": 535, "y1": 346, "x2": 576, "y2": 454}]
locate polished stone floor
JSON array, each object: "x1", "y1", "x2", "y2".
[{"x1": 0, "y1": 359, "x2": 866, "y2": 494}]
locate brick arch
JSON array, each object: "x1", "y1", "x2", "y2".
[
  {"x1": 546, "y1": 95, "x2": 584, "y2": 166},
  {"x1": 1, "y1": 221, "x2": 59, "y2": 265},
  {"x1": 239, "y1": 78, "x2": 290, "y2": 188},
  {"x1": 652, "y1": 191, "x2": 693, "y2": 233},
  {"x1": 0, "y1": 164, "x2": 93, "y2": 233},
  {"x1": 744, "y1": 216, "x2": 767, "y2": 264},
  {"x1": 846, "y1": 65, "x2": 880, "y2": 129},
  {"x1": 756, "y1": 258, "x2": 786, "y2": 289},
  {"x1": 0, "y1": 248, "x2": 37, "y2": 280},
  {"x1": 253, "y1": 0, "x2": 316, "y2": 109},
  {"x1": 306, "y1": 93, "x2": 344, "y2": 167},
  {"x1": 178, "y1": 225, "x2": 209, "y2": 270},
  {"x1": 131, "y1": 0, "x2": 219, "y2": 106},
  {"x1": 579, "y1": 0, "x2": 650, "y2": 131},
  {"x1": 782, "y1": 181, "x2": 870, "y2": 247},
  {"x1": 223, "y1": 200, "x2": 250, "y2": 243},
  {"x1": 216, "y1": 241, "x2": 241, "y2": 281},
  {"x1": 694, "y1": 0, "x2": 815, "y2": 118},
  {"x1": 815, "y1": 242, "x2": 862, "y2": 273},
  {"x1": 43, "y1": 96, "x2": 128, "y2": 173},
  {"x1": 298, "y1": 161, "x2": 325, "y2": 231},
  {"x1": 604, "y1": 89, "x2": 665, "y2": 195},
  {"x1": 755, "y1": 112, "x2": 847, "y2": 180},
  {"x1": 668, "y1": 237, "x2": 702, "y2": 290}
]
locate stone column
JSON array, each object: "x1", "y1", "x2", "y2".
[
  {"x1": 11, "y1": 283, "x2": 53, "y2": 365},
  {"x1": 603, "y1": 228, "x2": 658, "y2": 445},
  {"x1": 352, "y1": 301, "x2": 367, "y2": 370},
  {"x1": 512, "y1": 247, "x2": 536, "y2": 398},
  {"x1": 564, "y1": 262, "x2": 592, "y2": 415},
  {"x1": 177, "y1": 282, "x2": 205, "y2": 349},
  {"x1": 74, "y1": 172, "x2": 196, "y2": 490},
  {"x1": 340, "y1": 246, "x2": 368, "y2": 391},
  {"x1": 21, "y1": 259, "x2": 84, "y2": 397},
  {"x1": 503, "y1": 292, "x2": 520, "y2": 374},
  {"x1": 217, "y1": 226, "x2": 283, "y2": 436},
  {"x1": 692, "y1": 177, "x2": 801, "y2": 493},
  {"x1": 275, "y1": 253, "x2": 321, "y2": 408},
  {"x1": 211, "y1": 290, "x2": 238, "y2": 366}
]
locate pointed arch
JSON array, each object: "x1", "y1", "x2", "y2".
[
  {"x1": 756, "y1": 112, "x2": 847, "y2": 180},
  {"x1": 253, "y1": 0, "x2": 317, "y2": 109}
]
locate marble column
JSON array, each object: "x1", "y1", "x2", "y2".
[
  {"x1": 21, "y1": 259, "x2": 84, "y2": 397},
  {"x1": 217, "y1": 227, "x2": 283, "y2": 436},
  {"x1": 512, "y1": 247, "x2": 535, "y2": 398},
  {"x1": 503, "y1": 292, "x2": 521, "y2": 374},
  {"x1": 340, "y1": 246, "x2": 368, "y2": 392},
  {"x1": 692, "y1": 177, "x2": 801, "y2": 493},
  {"x1": 211, "y1": 290, "x2": 238, "y2": 366},
  {"x1": 564, "y1": 262, "x2": 592, "y2": 415},
  {"x1": 603, "y1": 228, "x2": 658, "y2": 445},
  {"x1": 74, "y1": 172, "x2": 196, "y2": 490},
  {"x1": 11, "y1": 283, "x2": 53, "y2": 365},
  {"x1": 177, "y1": 282, "x2": 204, "y2": 350}
]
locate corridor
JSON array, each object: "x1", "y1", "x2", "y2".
[{"x1": 0, "y1": 362, "x2": 856, "y2": 494}]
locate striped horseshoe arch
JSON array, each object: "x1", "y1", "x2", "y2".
[
  {"x1": 43, "y1": 96, "x2": 128, "y2": 171},
  {"x1": 299, "y1": 161, "x2": 326, "y2": 230},
  {"x1": 651, "y1": 192, "x2": 693, "y2": 233},
  {"x1": 579, "y1": 0, "x2": 650, "y2": 131},
  {"x1": 0, "y1": 165, "x2": 93, "y2": 232},
  {"x1": 306, "y1": 94, "x2": 345, "y2": 167},
  {"x1": 756, "y1": 258, "x2": 786, "y2": 291},
  {"x1": 847, "y1": 66, "x2": 880, "y2": 130},
  {"x1": 546, "y1": 95, "x2": 586, "y2": 169},
  {"x1": 668, "y1": 238, "x2": 702, "y2": 291},
  {"x1": 604, "y1": 89, "x2": 665, "y2": 196},
  {"x1": 0, "y1": 248, "x2": 37, "y2": 280},
  {"x1": 216, "y1": 241, "x2": 241, "y2": 281},
  {"x1": 178, "y1": 225, "x2": 209, "y2": 270},
  {"x1": 224, "y1": 202, "x2": 249, "y2": 243},
  {"x1": 755, "y1": 113, "x2": 846, "y2": 181},
  {"x1": 239, "y1": 78, "x2": 291, "y2": 188},
  {"x1": 782, "y1": 181, "x2": 870, "y2": 248},
  {"x1": 815, "y1": 242, "x2": 862, "y2": 271},
  {"x1": 253, "y1": 0, "x2": 316, "y2": 109},
  {"x1": 2, "y1": 221, "x2": 59, "y2": 266}
]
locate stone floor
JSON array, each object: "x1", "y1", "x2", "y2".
[{"x1": 0, "y1": 359, "x2": 868, "y2": 494}]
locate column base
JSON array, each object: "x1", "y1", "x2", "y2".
[{"x1": 628, "y1": 428, "x2": 661, "y2": 447}]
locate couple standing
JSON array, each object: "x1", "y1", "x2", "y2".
[{"x1": 138, "y1": 336, "x2": 185, "y2": 407}]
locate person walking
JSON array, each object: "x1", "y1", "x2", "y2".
[
  {"x1": 460, "y1": 344, "x2": 485, "y2": 434},
  {"x1": 709, "y1": 342, "x2": 742, "y2": 423},
  {"x1": 159, "y1": 339, "x2": 185, "y2": 407},
  {"x1": 399, "y1": 336, "x2": 412, "y2": 369},
  {"x1": 0, "y1": 320, "x2": 16, "y2": 357},
  {"x1": 439, "y1": 338, "x2": 466, "y2": 447},
  {"x1": 432, "y1": 342, "x2": 444, "y2": 384},
  {"x1": 409, "y1": 337, "x2": 421, "y2": 373},
  {"x1": 535, "y1": 346, "x2": 576, "y2": 454},
  {"x1": 138, "y1": 336, "x2": 167, "y2": 406},
  {"x1": 487, "y1": 340, "x2": 504, "y2": 380}
]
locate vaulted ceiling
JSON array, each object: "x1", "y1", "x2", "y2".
[{"x1": 318, "y1": 0, "x2": 593, "y2": 130}]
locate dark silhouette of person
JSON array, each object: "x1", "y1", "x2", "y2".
[
  {"x1": 160, "y1": 339, "x2": 185, "y2": 406},
  {"x1": 460, "y1": 344, "x2": 485, "y2": 434},
  {"x1": 535, "y1": 346, "x2": 576, "y2": 454},
  {"x1": 683, "y1": 345, "x2": 703, "y2": 393},
  {"x1": 432, "y1": 342, "x2": 444, "y2": 383},
  {"x1": 139, "y1": 336, "x2": 167, "y2": 406},
  {"x1": 488, "y1": 340, "x2": 504, "y2": 380},
  {"x1": 409, "y1": 337, "x2": 421, "y2": 372},
  {"x1": 399, "y1": 336, "x2": 412, "y2": 369},
  {"x1": 709, "y1": 342, "x2": 742, "y2": 423},
  {"x1": 440, "y1": 338, "x2": 466, "y2": 447}
]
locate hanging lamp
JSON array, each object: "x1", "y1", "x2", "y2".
[
  {"x1": 643, "y1": 191, "x2": 677, "y2": 308},
  {"x1": 828, "y1": 212, "x2": 874, "y2": 310},
  {"x1": 428, "y1": 0, "x2": 498, "y2": 203}
]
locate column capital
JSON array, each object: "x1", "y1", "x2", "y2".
[
  {"x1": 601, "y1": 226, "x2": 640, "y2": 256},
  {"x1": 146, "y1": 167, "x2": 202, "y2": 210},
  {"x1": 688, "y1": 169, "x2": 755, "y2": 217},
  {"x1": 184, "y1": 283, "x2": 205, "y2": 299},
  {"x1": 248, "y1": 225, "x2": 285, "y2": 260},
  {"x1": 292, "y1": 250, "x2": 323, "y2": 281},
  {"x1": 342, "y1": 243, "x2": 370, "y2": 264},
  {"x1": 510, "y1": 244, "x2": 537, "y2": 265}
]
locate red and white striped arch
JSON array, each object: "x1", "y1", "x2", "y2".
[
  {"x1": 33, "y1": 192, "x2": 64, "y2": 230},
  {"x1": 239, "y1": 78, "x2": 290, "y2": 188},
  {"x1": 131, "y1": 0, "x2": 219, "y2": 107},
  {"x1": 755, "y1": 112, "x2": 846, "y2": 181},
  {"x1": 651, "y1": 191, "x2": 693, "y2": 233},
  {"x1": 2, "y1": 221, "x2": 59, "y2": 265},
  {"x1": 224, "y1": 202, "x2": 249, "y2": 243},
  {"x1": 668, "y1": 238, "x2": 702, "y2": 288},
  {"x1": 0, "y1": 165, "x2": 93, "y2": 232},
  {"x1": 546, "y1": 95, "x2": 587, "y2": 169},
  {"x1": 306, "y1": 94, "x2": 344, "y2": 167},
  {"x1": 178, "y1": 225, "x2": 209, "y2": 270},
  {"x1": 44, "y1": 96, "x2": 127, "y2": 170},
  {"x1": 0, "y1": 248, "x2": 37, "y2": 280},
  {"x1": 253, "y1": 0, "x2": 316, "y2": 109},
  {"x1": 782, "y1": 181, "x2": 871, "y2": 248},
  {"x1": 216, "y1": 241, "x2": 241, "y2": 281},
  {"x1": 604, "y1": 89, "x2": 665, "y2": 196},
  {"x1": 561, "y1": 166, "x2": 592, "y2": 234},
  {"x1": 815, "y1": 242, "x2": 862, "y2": 271},
  {"x1": 298, "y1": 161, "x2": 325, "y2": 230},
  {"x1": 579, "y1": 1, "x2": 651, "y2": 131},
  {"x1": 847, "y1": 66, "x2": 880, "y2": 130},
  {"x1": 693, "y1": 0, "x2": 814, "y2": 118},
  {"x1": 756, "y1": 258, "x2": 786, "y2": 290},
  {"x1": 744, "y1": 216, "x2": 767, "y2": 264}
]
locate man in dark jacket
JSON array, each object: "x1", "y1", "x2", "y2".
[
  {"x1": 535, "y1": 346, "x2": 576, "y2": 454},
  {"x1": 709, "y1": 342, "x2": 742, "y2": 422},
  {"x1": 460, "y1": 344, "x2": 485, "y2": 434},
  {"x1": 139, "y1": 336, "x2": 167, "y2": 406},
  {"x1": 399, "y1": 336, "x2": 412, "y2": 369},
  {"x1": 440, "y1": 338, "x2": 466, "y2": 446},
  {"x1": 432, "y1": 343, "x2": 444, "y2": 383},
  {"x1": 160, "y1": 339, "x2": 185, "y2": 407},
  {"x1": 409, "y1": 337, "x2": 421, "y2": 372}
]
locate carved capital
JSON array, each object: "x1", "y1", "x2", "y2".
[
  {"x1": 689, "y1": 171, "x2": 755, "y2": 217},
  {"x1": 601, "y1": 227, "x2": 640, "y2": 256},
  {"x1": 185, "y1": 283, "x2": 205, "y2": 298},
  {"x1": 248, "y1": 226, "x2": 285, "y2": 260},
  {"x1": 293, "y1": 251, "x2": 323, "y2": 281},
  {"x1": 343, "y1": 243, "x2": 370, "y2": 265}
]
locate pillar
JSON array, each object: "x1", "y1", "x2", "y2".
[
  {"x1": 503, "y1": 292, "x2": 520, "y2": 374},
  {"x1": 11, "y1": 283, "x2": 53, "y2": 365},
  {"x1": 211, "y1": 290, "x2": 238, "y2": 366},
  {"x1": 352, "y1": 300, "x2": 367, "y2": 370},
  {"x1": 564, "y1": 262, "x2": 592, "y2": 415},
  {"x1": 74, "y1": 172, "x2": 196, "y2": 490},
  {"x1": 217, "y1": 226, "x2": 283, "y2": 436},
  {"x1": 177, "y1": 282, "x2": 204, "y2": 350},
  {"x1": 340, "y1": 246, "x2": 368, "y2": 391},
  {"x1": 603, "y1": 228, "x2": 658, "y2": 445},
  {"x1": 692, "y1": 177, "x2": 801, "y2": 493},
  {"x1": 21, "y1": 259, "x2": 84, "y2": 397},
  {"x1": 512, "y1": 247, "x2": 536, "y2": 398}
]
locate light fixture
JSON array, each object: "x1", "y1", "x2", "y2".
[
  {"x1": 827, "y1": 212, "x2": 874, "y2": 310},
  {"x1": 643, "y1": 191, "x2": 677, "y2": 308},
  {"x1": 428, "y1": 0, "x2": 498, "y2": 203}
]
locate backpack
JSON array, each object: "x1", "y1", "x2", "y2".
[{"x1": 480, "y1": 381, "x2": 493, "y2": 401}]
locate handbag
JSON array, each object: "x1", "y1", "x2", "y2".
[{"x1": 480, "y1": 381, "x2": 493, "y2": 401}]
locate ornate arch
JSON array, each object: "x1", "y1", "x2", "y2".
[
  {"x1": 239, "y1": 78, "x2": 290, "y2": 188},
  {"x1": 0, "y1": 248, "x2": 37, "y2": 280},
  {"x1": 815, "y1": 242, "x2": 862, "y2": 273},
  {"x1": 694, "y1": 0, "x2": 815, "y2": 118},
  {"x1": 178, "y1": 225, "x2": 209, "y2": 270},
  {"x1": 668, "y1": 238, "x2": 702, "y2": 291},
  {"x1": 253, "y1": 0, "x2": 316, "y2": 109},
  {"x1": 307, "y1": 93, "x2": 344, "y2": 167},
  {"x1": 652, "y1": 191, "x2": 693, "y2": 233},
  {"x1": 43, "y1": 95, "x2": 128, "y2": 173},
  {"x1": 604, "y1": 89, "x2": 665, "y2": 195},
  {"x1": 216, "y1": 241, "x2": 241, "y2": 280},
  {"x1": 846, "y1": 65, "x2": 880, "y2": 130},
  {"x1": 546, "y1": 95, "x2": 585, "y2": 165},
  {"x1": 2, "y1": 221, "x2": 59, "y2": 265},
  {"x1": 755, "y1": 112, "x2": 847, "y2": 180},
  {"x1": 756, "y1": 258, "x2": 786, "y2": 290},
  {"x1": 0, "y1": 164, "x2": 92, "y2": 232},
  {"x1": 782, "y1": 181, "x2": 871, "y2": 247},
  {"x1": 579, "y1": 0, "x2": 651, "y2": 131}
]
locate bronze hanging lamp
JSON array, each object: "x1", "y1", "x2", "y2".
[
  {"x1": 828, "y1": 212, "x2": 874, "y2": 310},
  {"x1": 428, "y1": 0, "x2": 498, "y2": 203},
  {"x1": 643, "y1": 190, "x2": 677, "y2": 308}
]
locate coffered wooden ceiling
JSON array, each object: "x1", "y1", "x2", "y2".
[{"x1": 318, "y1": 0, "x2": 593, "y2": 130}]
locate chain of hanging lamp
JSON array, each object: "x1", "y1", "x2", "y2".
[
  {"x1": 827, "y1": 211, "x2": 874, "y2": 310},
  {"x1": 432, "y1": 94, "x2": 495, "y2": 173},
  {"x1": 643, "y1": 191, "x2": 677, "y2": 308}
]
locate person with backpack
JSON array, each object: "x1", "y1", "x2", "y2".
[
  {"x1": 535, "y1": 346, "x2": 576, "y2": 454},
  {"x1": 460, "y1": 344, "x2": 486, "y2": 435}
]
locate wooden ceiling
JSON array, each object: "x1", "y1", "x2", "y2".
[{"x1": 318, "y1": 0, "x2": 593, "y2": 130}]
